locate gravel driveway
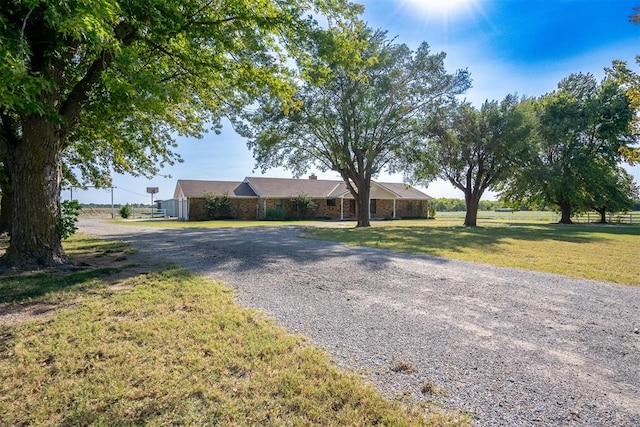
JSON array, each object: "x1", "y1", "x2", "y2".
[{"x1": 79, "y1": 220, "x2": 640, "y2": 426}]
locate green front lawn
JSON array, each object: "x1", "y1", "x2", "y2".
[{"x1": 306, "y1": 221, "x2": 640, "y2": 286}]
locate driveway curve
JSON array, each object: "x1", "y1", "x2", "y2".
[{"x1": 79, "y1": 220, "x2": 640, "y2": 426}]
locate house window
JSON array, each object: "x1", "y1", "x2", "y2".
[
  {"x1": 370, "y1": 199, "x2": 377, "y2": 214},
  {"x1": 327, "y1": 198, "x2": 336, "y2": 206},
  {"x1": 275, "y1": 199, "x2": 284, "y2": 209}
]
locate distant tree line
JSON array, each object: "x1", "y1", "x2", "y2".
[{"x1": 432, "y1": 198, "x2": 640, "y2": 213}]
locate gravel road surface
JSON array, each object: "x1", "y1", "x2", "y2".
[{"x1": 79, "y1": 220, "x2": 640, "y2": 426}]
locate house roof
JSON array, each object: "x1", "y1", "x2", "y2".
[
  {"x1": 174, "y1": 180, "x2": 257, "y2": 199},
  {"x1": 244, "y1": 177, "x2": 343, "y2": 198},
  {"x1": 175, "y1": 177, "x2": 432, "y2": 200},
  {"x1": 377, "y1": 182, "x2": 434, "y2": 200}
]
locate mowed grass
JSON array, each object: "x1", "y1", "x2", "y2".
[
  {"x1": 307, "y1": 220, "x2": 640, "y2": 286},
  {"x1": 0, "y1": 237, "x2": 466, "y2": 426}
]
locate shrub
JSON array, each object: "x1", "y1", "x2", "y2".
[
  {"x1": 264, "y1": 207, "x2": 287, "y2": 221},
  {"x1": 428, "y1": 205, "x2": 436, "y2": 219},
  {"x1": 119, "y1": 204, "x2": 132, "y2": 219},
  {"x1": 290, "y1": 194, "x2": 318, "y2": 218},
  {"x1": 58, "y1": 200, "x2": 81, "y2": 240},
  {"x1": 204, "y1": 192, "x2": 232, "y2": 220}
]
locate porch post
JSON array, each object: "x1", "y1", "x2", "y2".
[
  {"x1": 340, "y1": 197, "x2": 344, "y2": 220},
  {"x1": 393, "y1": 199, "x2": 396, "y2": 219}
]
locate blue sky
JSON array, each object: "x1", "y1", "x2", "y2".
[{"x1": 71, "y1": 0, "x2": 640, "y2": 205}]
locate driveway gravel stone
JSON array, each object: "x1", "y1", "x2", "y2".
[{"x1": 79, "y1": 219, "x2": 640, "y2": 426}]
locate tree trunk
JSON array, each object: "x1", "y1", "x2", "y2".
[
  {"x1": 558, "y1": 202, "x2": 573, "y2": 224},
  {"x1": 463, "y1": 191, "x2": 480, "y2": 227},
  {"x1": 355, "y1": 184, "x2": 371, "y2": 227},
  {"x1": 596, "y1": 208, "x2": 607, "y2": 224},
  {"x1": 0, "y1": 172, "x2": 12, "y2": 234},
  {"x1": 1, "y1": 115, "x2": 68, "y2": 268}
]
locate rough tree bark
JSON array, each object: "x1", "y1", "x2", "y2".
[
  {"x1": 464, "y1": 191, "x2": 481, "y2": 227},
  {"x1": 595, "y1": 208, "x2": 607, "y2": 224},
  {"x1": 339, "y1": 159, "x2": 372, "y2": 228},
  {"x1": 2, "y1": 114, "x2": 67, "y2": 267},
  {"x1": 354, "y1": 183, "x2": 371, "y2": 228},
  {"x1": 0, "y1": 171, "x2": 11, "y2": 234},
  {"x1": 558, "y1": 201, "x2": 573, "y2": 224}
]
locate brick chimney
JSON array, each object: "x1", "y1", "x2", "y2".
[{"x1": 309, "y1": 173, "x2": 318, "y2": 180}]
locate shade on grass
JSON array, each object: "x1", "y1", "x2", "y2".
[{"x1": 307, "y1": 222, "x2": 640, "y2": 286}]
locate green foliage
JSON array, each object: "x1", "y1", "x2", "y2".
[
  {"x1": 119, "y1": 204, "x2": 132, "y2": 219},
  {"x1": 204, "y1": 192, "x2": 232, "y2": 220},
  {"x1": 264, "y1": 207, "x2": 288, "y2": 221},
  {"x1": 428, "y1": 205, "x2": 436, "y2": 219},
  {"x1": 237, "y1": 24, "x2": 470, "y2": 227},
  {"x1": 290, "y1": 194, "x2": 318, "y2": 218},
  {"x1": 58, "y1": 200, "x2": 82, "y2": 240},
  {"x1": 406, "y1": 94, "x2": 537, "y2": 226},
  {"x1": 1, "y1": 1, "x2": 362, "y2": 186},
  {"x1": 501, "y1": 73, "x2": 638, "y2": 223},
  {"x1": 587, "y1": 165, "x2": 638, "y2": 222},
  {"x1": 0, "y1": 0, "x2": 362, "y2": 266},
  {"x1": 608, "y1": 59, "x2": 640, "y2": 163}
]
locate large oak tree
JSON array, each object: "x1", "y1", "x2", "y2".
[
  {"x1": 236, "y1": 25, "x2": 469, "y2": 227},
  {"x1": 0, "y1": 0, "x2": 358, "y2": 268}
]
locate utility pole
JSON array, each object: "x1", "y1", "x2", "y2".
[{"x1": 111, "y1": 186, "x2": 115, "y2": 219}]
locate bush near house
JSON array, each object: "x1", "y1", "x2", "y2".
[
  {"x1": 204, "y1": 192, "x2": 233, "y2": 220},
  {"x1": 289, "y1": 194, "x2": 319, "y2": 218}
]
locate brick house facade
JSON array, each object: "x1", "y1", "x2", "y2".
[{"x1": 173, "y1": 175, "x2": 432, "y2": 221}]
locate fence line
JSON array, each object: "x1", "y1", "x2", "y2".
[
  {"x1": 132, "y1": 208, "x2": 167, "y2": 219},
  {"x1": 435, "y1": 210, "x2": 640, "y2": 224}
]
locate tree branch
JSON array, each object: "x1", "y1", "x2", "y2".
[{"x1": 59, "y1": 21, "x2": 137, "y2": 140}]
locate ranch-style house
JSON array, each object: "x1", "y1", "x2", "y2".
[{"x1": 171, "y1": 174, "x2": 433, "y2": 221}]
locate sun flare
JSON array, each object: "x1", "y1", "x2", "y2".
[{"x1": 402, "y1": 0, "x2": 479, "y2": 20}]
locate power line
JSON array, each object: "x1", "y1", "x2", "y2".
[{"x1": 117, "y1": 187, "x2": 148, "y2": 197}]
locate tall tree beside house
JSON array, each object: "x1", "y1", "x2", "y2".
[
  {"x1": 236, "y1": 25, "x2": 470, "y2": 227},
  {"x1": 0, "y1": 0, "x2": 360, "y2": 268},
  {"x1": 405, "y1": 95, "x2": 537, "y2": 227},
  {"x1": 501, "y1": 73, "x2": 638, "y2": 223}
]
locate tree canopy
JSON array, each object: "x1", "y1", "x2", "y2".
[
  {"x1": 405, "y1": 95, "x2": 537, "y2": 226},
  {"x1": 236, "y1": 25, "x2": 470, "y2": 227},
  {"x1": 0, "y1": 0, "x2": 360, "y2": 268},
  {"x1": 500, "y1": 73, "x2": 638, "y2": 223}
]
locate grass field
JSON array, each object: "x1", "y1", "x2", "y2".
[
  {"x1": 0, "y1": 235, "x2": 466, "y2": 426},
  {"x1": 306, "y1": 220, "x2": 640, "y2": 286}
]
